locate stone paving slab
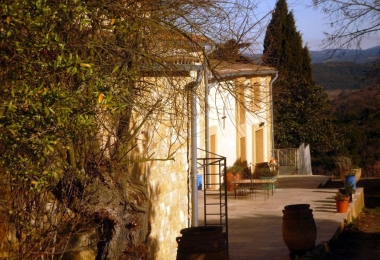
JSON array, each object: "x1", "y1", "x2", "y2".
[{"x1": 198, "y1": 175, "x2": 365, "y2": 260}]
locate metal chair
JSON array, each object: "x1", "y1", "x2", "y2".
[{"x1": 234, "y1": 166, "x2": 257, "y2": 199}]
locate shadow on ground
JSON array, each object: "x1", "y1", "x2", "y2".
[{"x1": 322, "y1": 177, "x2": 380, "y2": 260}]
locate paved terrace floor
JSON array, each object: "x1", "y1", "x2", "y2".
[{"x1": 198, "y1": 175, "x2": 365, "y2": 260}]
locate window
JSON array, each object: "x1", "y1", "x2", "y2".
[{"x1": 251, "y1": 81, "x2": 261, "y2": 112}]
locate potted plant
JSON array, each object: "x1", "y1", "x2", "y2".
[
  {"x1": 226, "y1": 163, "x2": 244, "y2": 191},
  {"x1": 338, "y1": 183, "x2": 354, "y2": 203},
  {"x1": 334, "y1": 192, "x2": 350, "y2": 213},
  {"x1": 345, "y1": 183, "x2": 355, "y2": 195}
]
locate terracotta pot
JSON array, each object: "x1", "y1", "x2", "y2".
[
  {"x1": 226, "y1": 173, "x2": 242, "y2": 191},
  {"x1": 351, "y1": 168, "x2": 362, "y2": 183},
  {"x1": 282, "y1": 204, "x2": 317, "y2": 259},
  {"x1": 176, "y1": 226, "x2": 228, "y2": 260},
  {"x1": 335, "y1": 198, "x2": 349, "y2": 213},
  {"x1": 226, "y1": 172, "x2": 235, "y2": 191}
]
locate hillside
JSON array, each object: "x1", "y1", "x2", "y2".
[
  {"x1": 310, "y1": 46, "x2": 379, "y2": 97},
  {"x1": 247, "y1": 46, "x2": 379, "y2": 98},
  {"x1": 331, "y1": 83, "x2": 380, "y2": 107},
  {"x1": 309, "y1": 46, "x2": 380, "y2": 64},
  {"x1": 312, "y1": 62, "x2": 377, "y2": 90},
  {"x1": 329, "y1": 84, "x2": 380, "y2": 172}
]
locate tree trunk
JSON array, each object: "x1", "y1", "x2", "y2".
[
  {"x1": 92, "y1": 175, "x2": 149, "y2": 260},
  {"x1": 57, "y1": 172, "x2": 149, "y2": 260}
]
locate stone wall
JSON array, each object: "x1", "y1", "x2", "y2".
[
  {"x1": 136, "y1": 77, "x2": 194, "y2": 259},
  {"x1": 144, "y1": 127, "x2": 190, "y2": 259}
]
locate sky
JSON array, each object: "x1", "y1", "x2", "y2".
[{"x1": 259, "y1": 0, "x2": 380, "y2": 51}]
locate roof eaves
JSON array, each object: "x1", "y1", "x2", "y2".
[{"x1": 210, "y1": 69, "x2": 278, "y2": 82}]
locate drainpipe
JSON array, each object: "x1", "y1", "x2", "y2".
[
  {"x1": 205, "y1": 70, "x2": 210, "y2": 190},
  {"x1": 270, "y1": 72, "x2": 278, "y2": 158},
  {"x1": 190, "y1": 69, "x2": 203, "y2": 227}
]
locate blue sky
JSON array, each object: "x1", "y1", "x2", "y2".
[{"x1": 260, "y1": 0, "x2": 380, "y2": 51}]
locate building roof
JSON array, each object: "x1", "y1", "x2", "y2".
[{"x1": 210, "y1": 60, "x2": 277, "y2": 81}]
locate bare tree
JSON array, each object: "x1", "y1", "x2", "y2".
[
  {"x1": 0, "y1": 0, "x2": 271, "y2": 259},
  {"x1": 312, "y1": 0, "x2": 380, "y2": 49}
]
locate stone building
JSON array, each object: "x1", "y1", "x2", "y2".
[
  {"x1": 0, "y1": 40, "x2": 277, "y2": 259},
  {"x1": 139, "y1": 53, "x2": 278, "y2": 258}
]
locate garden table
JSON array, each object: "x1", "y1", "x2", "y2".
[{"x1": 231, "y1": 178, "x2": 277, "y2": 199}]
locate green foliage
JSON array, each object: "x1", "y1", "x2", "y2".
[
  {"x1": 0, "y1": 0, "x2": 213, "y2": 257},
  {"x1": 262, "y1": 0, "x2": 340, "y2": 155},
  {"x1": 311, "y1": 151, "x2": 337, "y2": 174},
  {"x1": 345, "y1": 183, "x2": 355, "y2": 194},
  {"x1": 227, "y1": 162, "x2": 245, "y2": 174},
  {"x1": 0, "y1": 0, "x2": 188, "y2": 186},
  {"x1": 263, "y1": 0, "x2": 288, "y2": 69},
  {"x1": 1, "y1": 0, "x2": 97, "y2": 184},
  {"x1": 343, "y1": 217, "x2": 357, "y2": 229},
  {"x1": 332, "y1": 85, "x2": 380, "y2": 171},
  {"x1": 335, "y1": 191, "x2": 349, "y2": 201},
  {"x1": 1, "y1": 0, "x2": 274, "y2": 257}
]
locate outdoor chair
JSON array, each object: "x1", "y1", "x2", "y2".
[
  {"x1": 233, "y1": 166, "x2": 261, "y2": 199},
  {"x1": 233, "y1": 166, "x2": 252, "y2": 198}
]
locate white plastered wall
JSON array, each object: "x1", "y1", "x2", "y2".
[{"x1": 206, "y1": 75, "x2": 273, "y2": 168}]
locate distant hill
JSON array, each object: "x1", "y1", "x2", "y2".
[
  {"x1": 310, "y1": 46, "x2": 379, "y2": 96},
  {"x1": 246, "y1": 46, "x2": 379, "y2": 96},
  {"x1": 309, "y1": 46, "x2": 380, "y2": 64},
  {"x1": 312, "y1": 62, "x2": 377, "y2": 90},
  {"x1": 247, "y1": 45, "x2": 380, "y2": 64}
]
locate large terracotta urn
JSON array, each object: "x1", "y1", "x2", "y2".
[
  {"x1": 176, "y1": 226, "x2": 228, "y2": 260},
  {"x1": 282, "y1": 204, "x2": 317, "y2": 260},
  {"x1": 226, "y1": 172, "x2": 242, "y2": 191}
]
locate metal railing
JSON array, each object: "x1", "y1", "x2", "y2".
[{"x1": 197, "y1": 149, "x2": 229, "y2": 255}]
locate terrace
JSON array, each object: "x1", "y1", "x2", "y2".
[{"x1": 198, "y1": 175, "x2": 365, "y2": 260}]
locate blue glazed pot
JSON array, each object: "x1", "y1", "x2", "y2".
[{"x1": 345, "y1": 175, "x2": 356, "y2": 191}]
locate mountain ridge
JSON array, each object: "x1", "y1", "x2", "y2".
[
  {"x1": 247, "y1": 46, "x2": 379, "y2": 94},
  {"x1": 247, "y1": 46, "x2": 379, "y2": 64},
  {"x1": 309, "y1": 45, "x2": 380, "y2": 63}
]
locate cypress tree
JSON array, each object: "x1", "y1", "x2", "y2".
[{"x1": 262, "y1": 0, "x2": 339, "y2": 155}]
